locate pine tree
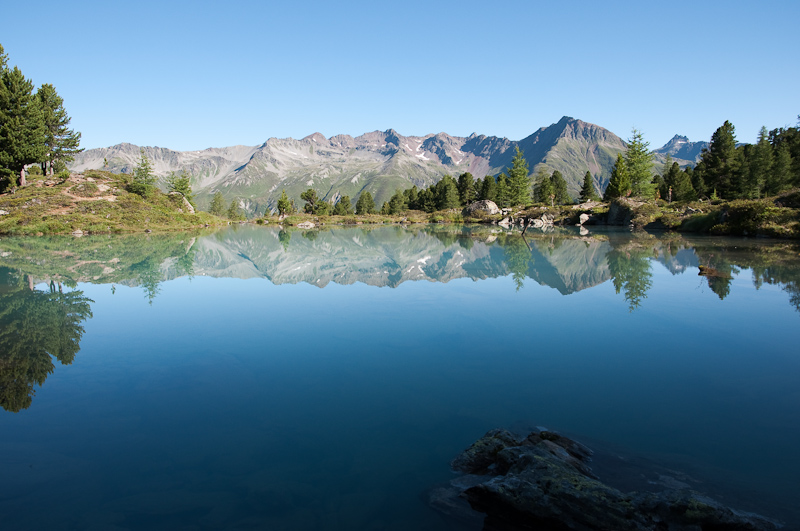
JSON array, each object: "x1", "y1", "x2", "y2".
[
  {"x1": 127, "y1": 148, "x2": 155, "y2": 196},
  {"x1": 0, "y1": 66, "x2": 46, "y2": 189},
  {"x1": 209, "y1": 191, "x2": 226, "y2": 216},
  {"x1": 625, "y1": 129, "x2": 654, "y2": 197},
  {"x1": 36, "y1": 84, "x2": 82, "y2": 175},
  {"x1": 435, "y1": 175, "x2": 460, "y2": 210},
  {"x1": 551, "y1": 171, "x2": 571, "y2": 205},
  {"x1": 700, "y1": 121, "x2": 738, "y2": 199},
  {"x1": 167, "y1": 170, "x2": 194, "y2": 206},
  {"x1": 604, "y1": 154, "x2": 630, "y2": 200},
  {"x1": 506, "y1": 147, "x2": 531, "y2": 206},
  {"x1": 227, "y1": 199, "x2": 243, "y2": 220},
  {"x1": 494, "y1": 174, "x2": 510, "y2": 208},
  {"x1": 478, "y1": 175, "x2": 496, "y2": 202},
  {"x1": 745, "y1": 127, "x2": 773, "y2": 198},
  {"x1": 332, "y1": 195, "x2": 353, "y2": 216},
  {"x1": 276, "y1": 189, "x2": 291, "y2": 216},
  {"x1": 533, "y1": 168, "x2": 553, "y2": 204},
  {"x1": 355, "y1": 191, "x2": 376, "y2": 215},
  {"x1": 768, "y1": 143, "x2": 792, "y2": 195},
  {"x1": 457, "y1": 172, "x2": 476, "y2": 206},
  {"x1": 579, "y1": 171, "x2": 599, "y2": 202}
]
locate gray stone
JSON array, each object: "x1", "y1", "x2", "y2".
[
  {"x1": 297, "y1": 221, "x2": 315, "y2": 229},
  {"x1": 439, "y1": 429, "x2": 781, "y2": 531},
  {"x1": 463, "y1": 200, "x2": 500, "y2": 216},
  {"x1": 579, "y1": 213, "x2": 590, "y2": 225}
]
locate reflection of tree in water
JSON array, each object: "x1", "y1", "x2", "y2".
[
  {"x1": 499, "y1": 235, "x2": 533, "y2": 291},
  {"x1": 130, "y1": 256, "x2": 162, "y2": 305},
  {"x1": 0, "y1": 269, "x2": 93, "y2": 413},
  {"x1": 279, "y1": 230, "x2": 291, "y2": 252},
  {"x1": 607, "y1": 248, "x2": 653, "y2": 312}
]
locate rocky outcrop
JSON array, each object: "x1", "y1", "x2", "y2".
[
  {"x1": 463, "y1": 200, "x2": 500, "y2": 216},
  {"x1": 437, "y1": 428, "x2": 780, "y2": 531}
]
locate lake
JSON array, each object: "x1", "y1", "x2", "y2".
[{"x1": 1, "y1": 225, "x2": 799, "y2": 530}]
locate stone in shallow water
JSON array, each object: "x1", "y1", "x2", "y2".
[{"x1": 436, "y1": 428, "x2": 781, "y2": 531}]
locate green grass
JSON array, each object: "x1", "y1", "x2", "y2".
[{"x1": 0, "y1": 172, "x2": 227, "y2": 235}]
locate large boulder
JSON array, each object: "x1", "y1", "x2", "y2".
[
  {"x1": 463, "y1": 200, "x2": 500, "y2": 216},
  {"x1": 436, "y1": 428, "x2": 780, "y2": 531}
]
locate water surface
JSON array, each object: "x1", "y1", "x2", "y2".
[{"x1": 1, "y1": 225, "x2": 799, "y2": 529}]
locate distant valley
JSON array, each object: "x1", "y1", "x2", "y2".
[{"x1": 69, "y1": 117, "x2": 706, "y2": 216}]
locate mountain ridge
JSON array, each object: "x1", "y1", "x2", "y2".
[{"x1": 68, "y1": 118, "x2": 700, "y2": 216}]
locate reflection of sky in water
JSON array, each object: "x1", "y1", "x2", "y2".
[{"x1": 1, "y1": 228, "x2": 799, "y2": 529}]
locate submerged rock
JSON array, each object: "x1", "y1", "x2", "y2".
[{"x1": 437, "y1": 428, "x2": 781, "y2": 531}]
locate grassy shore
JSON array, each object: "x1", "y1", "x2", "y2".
[{"x1": 2, "y1": 171, "x2": 798, "y2": 239}]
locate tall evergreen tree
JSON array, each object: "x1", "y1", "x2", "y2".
[
  {"x1": 494, "y1": 173, "x2": 510, "y2": 208},
  {"x1": 745, "y1": 127, "x2": 773, "y2": 198},
  {"x1": 355, "y1": 191, "x2": 376, "y2": 215},
  {"x1": 456, "y1": 172, "x2": 476, "y2": 206},
  {"x1": 36, "y1": 84, "x2": 82, "y2": 175},
  {"x1": 533, "y1": 168, "x2": 553, "y2": 204},
  {"x1": 332, "y1": 195, "x2": 353, "y2": 216},
  {"x1": 625, "y1": 129, "x2": 654, "y2": 197},
  {"x1": 435, "y1": 175, "x2": 460, "y2": 210},
  {"x1": 167, "y1": 170, "x2": 194, "y2": 206},
  {"x1": 769, "y1": 143, "x2": 792, "y2": 194},
  {"x1": 276, "y1": 189, "x2": 291, "y2": 215},
  {"x1": 579, "y1": 171, "x2": 599, "y2": 202},
  {"x1": 227, "y1": 199, "x2": 244, "y2": 220},
  {"x1": 699, "y1": 120, "x2": 739, "y2": 198},
  {"x1": 506, "y1": 147, "x2": 531, "y2": 206},
  {"x1": 478, "y1": 175, "x2": 497, "y2": 202},
  {"x1": 209, "y1": 191, "x2": 226, "y2": 216},
  {"x1": 0, "y1": 66, "x2": 46, "y2": 189},
  {"x1": 550, "y1": 171, "x2": 571, "y2": 205},
  {"x1": 604, "y1": 154, "x2": 630, "y2": 200}
]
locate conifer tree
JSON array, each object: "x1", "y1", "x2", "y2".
[
  {"x1": 332, "y1": 195, "x2": 353, "y2": 216},
  {"x1": 227, "y1": 199, "x2": 243, "y2": 220},
  {"x1": 478, "y1": 175, "x2": 496, "y2": 202},
  {"x1": 699, "y1": 121, "x2": 738, "y2": 198},
  {"x1": 209, "y1": 191, "x2": 226, "y2": 216},
  {"x1": 167, "y1": 170, "x2": 194, "y2": 206},
  {"x1": 604, "y1": 154, "x2": 630, "y2": 200},
  {"x1": 0, "y1": 66, "x2": 46, "y2": 189},
  {"x1": 355, "y1": 191, "x2": 376, "y2": 215},
  {"x1": 550, "y1": 171, "x2": 571, "y2": 205},
  {"x1": 457, "y1": 172, "x2": 476, "y2": 206},
  {"x1": 625, "y1": 129, "x2": 654, "y2": 197},
  {"x1": 36, "y1": 84, "x2": 82, "y2": 175},
  {"x1": 276, "y1": 189, "x2": 291, "y2": 215},
  {"x1": 579, "y1": 171, "x2": 599, "y2": 202},
  {"x1": 506, "y1": 147, "x2": 531, "y2": 206},
  {"x1": 533, "y1": 168, "x2": 553, "y2": 204}
]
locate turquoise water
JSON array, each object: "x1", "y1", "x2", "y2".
[{"x1": 1, "y1": 225, "x2": 799, "y2": 529}]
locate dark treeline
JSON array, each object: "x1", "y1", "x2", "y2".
[
  {"x1": 606, "y1": 119, "x2": 800, "y2": 202},
  {"x1": 0, "y1": 44, "x2": 83, "y2": 192}
]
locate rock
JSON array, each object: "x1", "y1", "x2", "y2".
[
  {"x1": 497, "y1": 217, "x2": 512, "y2": 227},
  {"x1": 71, "y1": 229, "x2": 84, "y2": 237},
  {"x1": 0, "y1": 209, "x2": 7, "y2": 215},
  {"x1": 578, "y1": 213, "x2": 590, "y2": 225},
  {"x1": 463, "y1": 200, "x2": 500, "y2": 216},
  {"x1": 168, "y1": 192, "x2": 195, "y2": 214},
  {"x1": 297, "y1": 221, "x2": 315, "y2": 229},
  {"x1": 438, "y1": 428, "x2": 780, "y2": 531}
]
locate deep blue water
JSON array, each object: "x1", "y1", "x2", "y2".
[{"x1": 1, "y1": 226, "x2": 799, "y2": 529}]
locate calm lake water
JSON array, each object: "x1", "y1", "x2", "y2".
[{"x1": 1, "y1": 225, "x2": 799, "y2": 530}]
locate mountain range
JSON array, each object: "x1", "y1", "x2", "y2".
[{"x1": 68, "y1": 117, "x2": 707, "y2": 216}]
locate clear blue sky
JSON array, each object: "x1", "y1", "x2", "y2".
[{"x1": 3, "y1": 0, "x2": 798, "y2": 151}]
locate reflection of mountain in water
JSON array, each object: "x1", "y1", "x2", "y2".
[
  {"x1": 1, "y1": 227, "x2": 798, "y2": 310},
  {"x1": 186, "y1": 226, "x2": 621, "y2": 293}
]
